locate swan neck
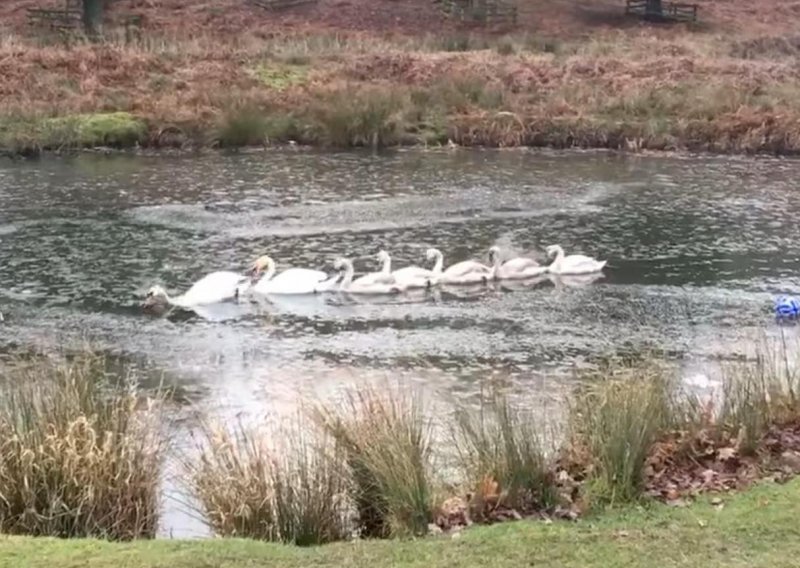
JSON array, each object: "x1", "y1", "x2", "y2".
[
  {"x1": 257, "y1": 260, "x2": 276, "y2": 284},
  {"x1": 431, "y1": 250, "x2": 443, "y2": 274},
  {"x1": 490, "y1": 252, "x2": 501, "y2": 277},
  {"x1": 382, "y1": 255, "x2": 391, "y2": 273},
  {"x1": 341, "y1": 261, "x2": 354, "y2": 287},
  {"x1": 552, "y1": 246, "x2": 565, "y2": 270}
]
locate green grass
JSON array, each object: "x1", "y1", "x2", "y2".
[
  {"x1": 251, "y1": 63, "x2": 309, "y2": 90},
  {"x1": 0, "y1": 112, "x2": 147, "y2": 154},
  {"x1": 2, "y1": 479, "x2": 799, "y2": 567}
]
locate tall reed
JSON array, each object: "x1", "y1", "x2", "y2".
[
  {"x1": 0, "y1": 353, "x2": 165, "y2": 540},
  {"x1": 315, "y1": 385, "x2": 437, "y2": 538},
  {"x1": 454, "y1": 392, "x2": 556, "y2": 518},
  {"x1": 187, "y1": 419, "x2": 352, "y2": 545},
  {"x1": 568, "y1": 360, "x2": 677, "y2": 506}
]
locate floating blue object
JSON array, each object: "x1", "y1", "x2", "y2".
[{"x1": 775, "y1": 295, "x2": 800, "y2": 320}]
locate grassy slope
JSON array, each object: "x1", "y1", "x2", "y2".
[
  {"x1": 5, "y1": 0, "x2": 800, "y2": 153},
  {"x1": 3, "y1": 479, "x2": 800, "y2": 568}
]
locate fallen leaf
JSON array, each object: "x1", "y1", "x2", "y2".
[{"x1": 718, "y1": 447, "x2": 737, "y2": 461}]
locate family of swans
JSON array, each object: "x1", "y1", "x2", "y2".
[{"x1": 142, "y1": 244, "x2": 606, "y2": 311}]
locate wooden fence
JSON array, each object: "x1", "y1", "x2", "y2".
[
  {"x1": 27, "y1": 1, "x2": 144, "y2": 39},
  {"x1": 27, "y1": 6, "x2": 82, "y2": 30},
  {"x1": 625, "y1": 0, "x2": 698, "y2": 22},
  {"x1": 437, "y1": 0, "x2": 518, "y2": 26}
]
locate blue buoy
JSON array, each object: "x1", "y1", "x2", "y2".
[{"x1": 775, "y1": 295, "x2": 800, "y2": 321}]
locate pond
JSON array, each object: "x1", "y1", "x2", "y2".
[{"x1": 1, "y1": 148, "x2": 799, "y2": 535}]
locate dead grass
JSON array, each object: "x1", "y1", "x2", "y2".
[
  {"x1": 4, "y1": 24, "x2": 800, "y2": 153},
  {"x1": 453, "y1": 392, "x2": 556, "y2": 519},
  {"x1": 315, "y1": 384, "x2": 438, "y2": 538},
  {"x1": 186, "y1": 419, "x2": 352, "y2": 545},
  {"x1": 0, "y1": 353, "x2": 165, "y2": 540}
]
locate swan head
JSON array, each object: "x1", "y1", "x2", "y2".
[
  {"x1": 142, "y1": 285, "x2": 169, "y2": 313},
  {"x1": 333, "y1": 257, "x2": 350, "y2": 271},
  {"x1": 250, "y1": 255, "x2": 274, "y2": 278},
  {"x1": 546, "y1": 245, "x2": 564, "y2": 258},
  {"x1": 376, "y1": 250, "x2": 390, "y2": 263},
  {"x1": 488, "y1": 246, "x2": 501, "y2": 262},
  {"x1": 425, "y1": 248, "x2": 440, "y2": 261}
]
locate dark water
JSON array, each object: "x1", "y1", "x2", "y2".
[{"x1": 1, "y1": 148, "x2": 799, "y2": 535}]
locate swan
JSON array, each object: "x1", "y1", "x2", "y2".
[
  {"x1": 249, "y1": 255, "x2": 339, "y2": 295},
  {"x1": 546, "y1": 245, "x2": 606, "y2": 275},
  {"x1": 488, "y1": 246, "x2": 548, "y2": 280},
  {"x1": 391, "y1": 248, "x2": 440, "y2": 289},
  {"x1": 335, "y1": 257, "x2": 405, "y2": 295},
  {"x1": 348, "y1": 250, "x2": 393, "y2": 287},
  {"x1": 142, "y1": 270, "x2": 249, "y2": 312},
  {"x1": 427, "y1": 248, "x2": 492, "y2": 285}
]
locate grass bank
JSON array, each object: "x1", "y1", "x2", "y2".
[
  {"x1": 5, "y1": 26, "x2": 800, "y2": 155},
  {"x1": 2, "y1": 478, "x2": 800, "y2": 568}
]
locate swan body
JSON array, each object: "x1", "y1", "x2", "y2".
[
  {"x1": 391, "y1": 248, "x2": 439, "y2": 289},
  {"x1": 427, "y1": 248, "x2": 492, "y2": 285},
  {"x1": 249, "y1": 255, "x2": 339, "y2": 295},
  {"x1": 546, "y1": 245, "x2": 606, "y2": 275},
  {"x1": 335, "y1": 257, "x2": 405, "y2": 295},
  {"x1": 351, "y1": 250, "x2": 394, "y2": 287},
  {"x1": 489, "y1": 246, "x2": 548, "y2": 280},
  {"x1": 143, "y1": 270, "x2": 248, "y2": 312}
]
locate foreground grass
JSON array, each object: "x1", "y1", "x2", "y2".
[{"x1": 2, "y1": 479, "x2": 799, "y2": 568}]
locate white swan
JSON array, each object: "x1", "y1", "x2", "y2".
[
  {"x1": 427, "y1": 248, "x2": 492, "y2": 285},
  {"x1": 488, "y1": 246, "x2": 548, "y2": 280},
  {"x1": 348, "y1": 250, "x2": 393, "y2": 287},
  {"x1": 335, "y1": 257, "x2": 405, "y2": 295},
  {"x1": 143, "y1": 270, "x2": 249, "y2": 312},
  {"x1": 249, "y1": 255, "x2": 339, "y2": 295},
  {"x1": 546, "y1": 245, "x2": 606, "y2": 275},
  {"x1": 391, "y1": 248, "x2": 439, "y2": 289}
]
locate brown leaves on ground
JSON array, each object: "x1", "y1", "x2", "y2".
[{"x1": 644, "y1": 421, "x2": 800, "y2": 505}]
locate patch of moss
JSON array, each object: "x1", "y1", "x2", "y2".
[
  {"x1": 0, "y1": 112, "x2": 147, "y2": 155},
  {"x1": 48, "y1": 112, "x2": 147, "y2": 147},
  {"x1": 251, "y1": 64, "x2": 309, "y2": 91}
]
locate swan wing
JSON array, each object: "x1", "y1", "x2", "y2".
[
  {"x1": 182, "y1": 271, "x2": 248, "y2": 306},
  {"x1": 443, "y1": 260, "x2": 491, "y2": 278},
  {"x1": 561, "y1": 255, "x2": 606, "y2": 274},
  {"x1": 255, "y1": 268, "x2": 331, "y2": 295},
  {"x1": 393, "y1": 266, "x2": 434, "y2": 288},
  {"x1": 346, "y1": 281, "x2": 403, "y2": 295},
  {"x1": 393, "y1": 266, "x2": 431, "y2": 279},
  {"x1": 352, "y1": 271, "x2": 397, "y2": 287}
]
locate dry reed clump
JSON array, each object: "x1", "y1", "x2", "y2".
[
  {"x1": 0, "y1": 353, "x2": 165, "y2": 540},
  {"x1": 315, "y1": 384, "x2": 438, "y2": 538},
  {"x1": 453, "y1": 392, "x2": 556, "y2": 522},
  {"x1": 306, "y1": 85, "x2": 408, "y2": 148},
  {"x1": 186, "y1": 419, "x2": 352, "y2": 546},
  {"x1": 565, "y1": 358, "x2": 688, "y2": 507}
]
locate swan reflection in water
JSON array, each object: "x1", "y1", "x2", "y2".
[
  {"x1": 547, "y1": 272, "x2": 605, "y2": 290},
  {"x1": 498, "y1": 274, "x2": 550, "y2": 292}
]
